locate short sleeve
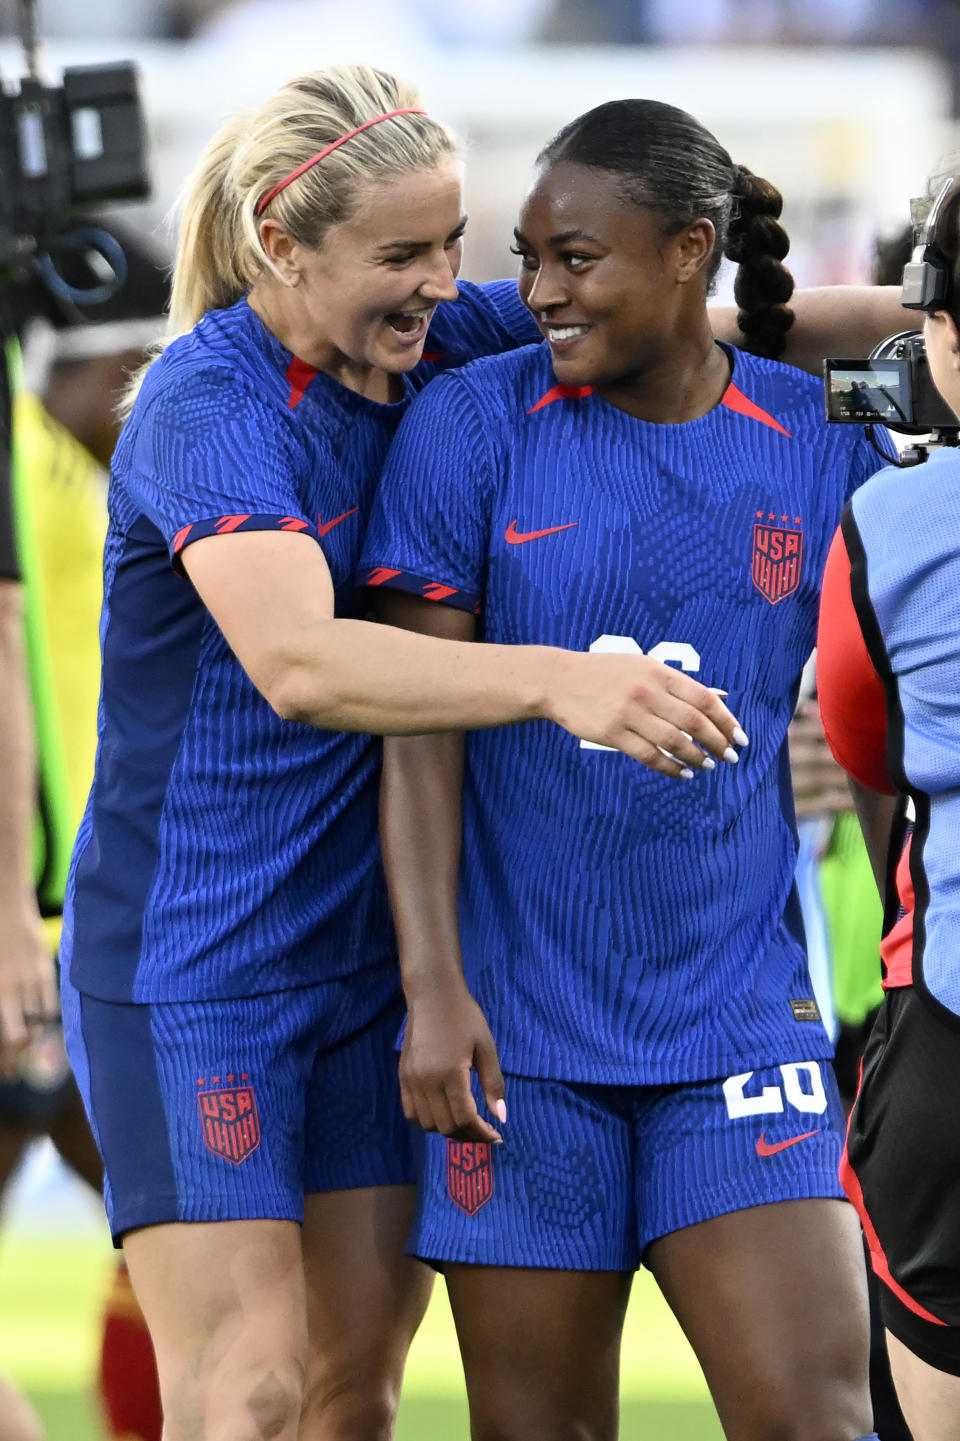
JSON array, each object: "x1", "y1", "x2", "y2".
[
  {"x1": 817, "y1": 514, "x2": 894, "y2": 794},
  {"x1": 121, "y1": 364, "x2": 317, "y2": 568},
  {"x1": 359, "y1": 373, "x2": 495, "y2": 614}
]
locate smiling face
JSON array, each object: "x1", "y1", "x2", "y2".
[
  {"x1": 253, "y1": 155, "x2": 465, "y2": 380},
  {"x1": 514, "y1": 161, "x2": 716, "y2": 394}
]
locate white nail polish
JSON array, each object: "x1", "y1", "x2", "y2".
[
  {"x1": 723, "y1": 747, "x2": 739, "y2": 764},
  {"x1": 733, "y1": 726, "x2": 749, "y2": 747},
  {"x1": 495, "y1": 1099, "x2": 507, "y2": 1124},
  {"x1": 680, "y1": 767, "x2": 694, "y2": 780},
  {"x1": 701, "y1": 756, "x2": 716, "y2": 771}
]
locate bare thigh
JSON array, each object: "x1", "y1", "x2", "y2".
[
  {"x1": 0, "y1": 1373, "x2": 44, "y2": 1441},
  {"x1": 886, "y1": 1329, "x2": 960, "y2": 1441},
  {"x1": 647, "y1": 1199, "x2": 873, "y2": 1441},
  {"x1": 299, "y1": 1185, "x2": 432, "y2": 1441},
  {"x1": 124, "y1": 1218, "x2": 306, "y2": 1441},
  {"x1": 445, "y1": 1264, "x2": 632, "y2": 1441}
]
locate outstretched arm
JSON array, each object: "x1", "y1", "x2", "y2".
[
  {"x1": 712, "y1": 285, "x2": 915, "y2": 375},
  {"x1": 181, "y1": 529, "x2": 746, "y2": 769},
  {"x1": 377, "y1": 589, "x2": 505, "y2": 1144}
]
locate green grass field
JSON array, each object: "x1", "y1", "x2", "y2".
[{"x1": 0, "y1": 1233, "x2": 724, "y2": 1439}]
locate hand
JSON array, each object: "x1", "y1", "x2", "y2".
[
  {"x1": 400, "y1": 981, "x2": 505, "y2": 1144},
  {"x1": 0, "y1": 904, "x2": 58, "y2": 1072},
  {"x1": 548, "y1": 651, "x2": 746, "y2": 778},
  {"x1": 789, "y1": 699, "x2": 854, "y2": 818}
]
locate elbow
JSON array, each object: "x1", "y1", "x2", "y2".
[{"x1": 262, "y1": 660, "x2": 326, "y2": 727}]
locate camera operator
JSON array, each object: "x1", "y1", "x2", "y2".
[{"x1": 817, "y1": 176, "x2": 960, "y2": 1441}]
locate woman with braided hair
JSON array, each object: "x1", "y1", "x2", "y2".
[{"x1": 361, "y1": 99, "x2": 890, "y2": 1441}]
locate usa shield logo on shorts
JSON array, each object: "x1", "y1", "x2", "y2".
[
  {"x1": 197, "y1": 1082, "x2": 261, "y2": 1165},
  {"x1": 752, "y1": 520, "x2": 804, "y2": 605},
  {"x1": 446, "y1": 1140, "x2": 494, "y2": 1216}
]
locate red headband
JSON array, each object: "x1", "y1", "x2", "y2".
[{"x1": 256, "y1": 108, "x2": 427, "y2": 216}]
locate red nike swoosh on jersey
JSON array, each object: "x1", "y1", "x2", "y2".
[
  {"x1": 755, "y1": 1129, "x2": 820, "y2": 1157},
  {"x1": 504, "y1": 519, "x2": 578, "y2": 545},
  {"x1": 317, "y1": 508, "x2": 359, "y2": 537}
]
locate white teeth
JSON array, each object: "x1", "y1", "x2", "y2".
[
  {"x1": 546, "y1": 325, "x2": 589, "y2": 341},
  {"x1": 399, "y1": 307, "x2": 431, "y2": 319}
]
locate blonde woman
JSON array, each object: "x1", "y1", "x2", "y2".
[{"x1": 57, "y1": 66, "x2": 745, "y2": 1441}]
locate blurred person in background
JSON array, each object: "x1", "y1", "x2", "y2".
[
  {"x1": 0, "y1": 223, "x2": 168, "y2": 1441},
  {"x1": 817, "y1": 173, "x2": 960, "y2": 1441},
  {"x1": 362, "y1": 96, "x2": 898, "y2": 1441},
  {"x1": 0, "y1": 342, "x2": 55, "y2": 1441}
]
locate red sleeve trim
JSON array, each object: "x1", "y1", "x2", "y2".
[
  {"x1": 170, "y1": 512, "x2": 319, "y2": 574},
  {"x1": 358, "y1": 564, "x2": 480, "y2": 614}
]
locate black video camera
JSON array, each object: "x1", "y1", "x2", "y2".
[
  {"x1": 823, "y1": 177, "x2": 960, "y2": 464},
  {"x1": 0, "y1": 0, "x2": 148, "y2": 297},
  {"x1": 824, "y1": 332, "x2": 955, "y2": 434}
]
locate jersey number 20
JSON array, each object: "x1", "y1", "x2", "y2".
[{"x1": 722, "y1": 1062, "x2": 828, "y2": 1119}]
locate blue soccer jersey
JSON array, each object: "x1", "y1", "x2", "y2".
[
  {"x1": 63, "y1": 281, "x2": 538, "y2": 1004},
  {"x1": 360, "y1": 343, "x2": 890, "y2": 1084}
]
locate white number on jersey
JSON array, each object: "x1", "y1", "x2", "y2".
[
  {"x1": 723, "y1": 1062, "x2": 828, "y2": 1120},
  {"x1": 580, "y1": 634, "x2": 702, "y2": 752}
]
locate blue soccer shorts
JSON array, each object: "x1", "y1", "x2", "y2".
[
  {"x1": 410, "y1": 1060, "x2": 847, "y2": 1270},
  {"x1": 61, "y1": 963, "x2": 414, "y2": 1243}
]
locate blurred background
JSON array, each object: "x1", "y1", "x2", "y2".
[{"x1": 0, "y1": 1, "x2": 956, "y2": 1437}]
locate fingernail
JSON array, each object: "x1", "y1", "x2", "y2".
[
  {"x1": 723, "y1": 747, "x2": 739, "y2": 764},
  {"x1": 733, "y1": 727, "x2": 749, "y2": 747},
  {"x1": 700, "y1": 756, "x2": 716, "y2": 771},
  {"x1": 710, "y1": 688, "x2": 729, "y2": 697},
  {"x1": 680, "y1": 767, "x2": 695, "y2": 780},
  {"x1": 494, "y1": 1099, "x2": 507, "y2": 1123}
]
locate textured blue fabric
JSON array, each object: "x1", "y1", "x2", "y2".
[
  {"x1": 63, "y1": 961, "x2": 411, "y2": 1241},
  {"x1": 362, "y1": 343, "x2": 889, "y2": 1083},
  {"x1": 410, "y1": 1059, "x2": 845, "y2": 1269},
  {"x1": 848, "y1": 446, "x2": 960, "y2": 1016},
  {"x1": 63, "y1": 281, "x2": 536, "y2": 1003}
]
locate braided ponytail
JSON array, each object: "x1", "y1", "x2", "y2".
[{"x1": 725, "y1": 166, "x2": 795, "y2": 359}]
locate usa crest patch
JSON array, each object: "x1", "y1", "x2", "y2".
[
  {"x1": 446, "y1": 1140, "x2": 494, "y2": 1216},
  {"x1": 752, "y1": 518, "x2": 804, "y2": 605},
  {"x1": 197, "y1": 1079, "x2": 261, "y2": 1165}
]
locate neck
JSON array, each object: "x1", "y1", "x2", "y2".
[
  {"x1": 247, "y1": 283, "x2": 401, "y2": 403},
  {"x1": 596, "y1": 320, "x2": 731, "y2": 423}
]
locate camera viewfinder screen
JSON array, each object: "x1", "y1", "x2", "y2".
[{"x1": 825, "y1": 360, "x2": 911, "y2": 424}]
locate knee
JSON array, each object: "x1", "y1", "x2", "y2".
[
  {"x1": 242, "y1": 1370, "x2": 304, "y2": 1440},
  {"x1": 734, "y1": 1382, "x2": 872, "y2": 1441},
  {"x1": 468, "y1": 1398, "x2": 611, "y2": 1441},
  {"x1": 300, "y1": 1378, "x2": 398, "y2": 1441},
  {"x1": 161, "y1": 1358, "x2": 305, "y2": 1441}
]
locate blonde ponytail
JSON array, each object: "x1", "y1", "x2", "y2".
[
  {"x1": 119, "y1": 63, "x2": 456, "y2": 419},
  {"x1": 168, "y1": 111, "x2": 255, "y2": 336}
]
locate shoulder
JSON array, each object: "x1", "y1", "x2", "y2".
[
  {"x1": 851, "y1": 446, "x2": 960, "y2": 543},
  {"x1": 141, "y1": 300, "x2": 292, "y2": 418},
  {"x1": 725, "y1": 348, "x2": 827, "y2": 433},
  {"x1": 727, "y1": 347, "x2": 890, "y2": 471},
  {"x1": 417, "y1": 279, "x2": 539, "y2": 371},
  {"x1": 407, "y1": 342, "x2": 553, "y2": 425}
]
